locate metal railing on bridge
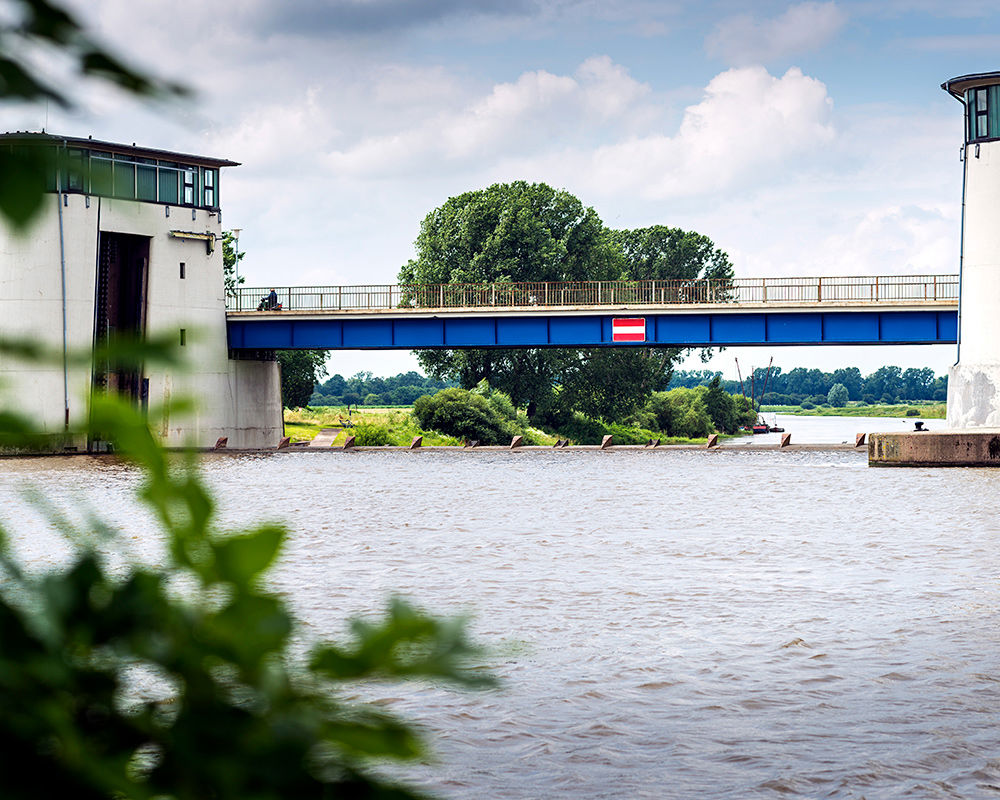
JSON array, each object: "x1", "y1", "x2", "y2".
[{"x1": 228, "y1": 275, "x2": 959, "y2": 313}]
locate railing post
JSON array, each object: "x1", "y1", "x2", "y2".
[
  {"x1": 762, "y1": 278, "x2": 767, "y2": 303},
  {"x1": 933, "y1": 275, "x2": 937, "y2": 300},
  {"x1": 545, "y1": 283, "x2": 549, "y2": 306},
  {"x1": 597, "y1": 282, "x2": 602, "y2": 304},
  {"x1": 875, "y1": 276, "x2": 879, "y2": 302},
  {"x1": 492, "y1": 284, "x2": 496, "y2": 306},
  {"x1": 338, "y1": 286, "x2": 342, "y2": 310},
  {"x1": 439, "y1": 285, "x2": 444, "y2": 308},
  {"x1": 817, "y1": 277, "x2": 822, "y2": 303}
]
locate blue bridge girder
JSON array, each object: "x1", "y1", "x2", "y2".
[{"x1": 227, "y1": 307, "x2": 958, "y2": 350}]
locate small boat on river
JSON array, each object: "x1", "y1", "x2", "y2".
[{"x1": 752, "y1": 415, "x2": 784, "y2": 434}]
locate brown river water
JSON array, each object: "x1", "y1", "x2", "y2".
[{"x1": 1, "y1": 422, "x2": 999, "y2": 798}]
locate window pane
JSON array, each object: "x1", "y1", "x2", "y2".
[
  {"x1": 65, "y1": 149, "x2": 86, "y2": 191},
  {"x1": 203, "y1": 169, "x2": 217, "y2": 206},
  {"x1": 137, "y1": 165, "x2": 157, "y2": 201},
  {"x1": 990, "y1": 86, "x2": 1000, "y2": 140},
  {"x1": 113, "y1": 161, "x2": 135, "y2": 199},
  {"x1": 91, "y1": 157, "x2": 113, "y2": 196},
  {"x1": 158, "y1": 169, "x2": 178, "y2": 203},
  {"x1": 967, "y1": 90, "x2": 976, "y2": 141},
  {"x1": 978, "y1": 113, "x2": 989, "y2": 138}
]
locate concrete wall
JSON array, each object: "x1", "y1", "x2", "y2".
[
  {"x1": 947, "y1": 136, "x2": 1000, "y2": 427},
  {"x1": 869, "y1": 429, "x2": 1000, "y2": 466},
  {"x1": 0, "y1": 192, "x2": 282, "y2": 449}
]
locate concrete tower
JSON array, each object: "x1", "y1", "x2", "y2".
[
  {"x1": 943, "y1": 73, "x2": 1000, "y2": 428},
  {"x1": 0, "y1": 133, "x2": 282, "y2": 451}
]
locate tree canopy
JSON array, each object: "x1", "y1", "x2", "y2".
[
  {"x1": 610, "y1": 225, "x2": 733, "y2": 283},
  {"x1": 401, "y1": 182, "x2": 734, "y2": 419},
  {"x1": 278, "y1": 350, "x2": 328, "y2": 408},
  {"x1": 399, "y1": 181, "x2": 620, "y2": 286}
]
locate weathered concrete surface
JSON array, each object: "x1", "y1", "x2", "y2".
[
  {"x1": 946, "y1": 363, "x2": 1000, "y2": 427},
  {"x1": 257, "y1": 442, "x2": 863, "y2": 454},
  {"x1": 869, "y1": 429, "x2": 1000, "y2": 467}
]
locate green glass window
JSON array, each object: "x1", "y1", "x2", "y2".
[
  {"x1": 203, "y1": 168, "x2": 216, "y2": 207},
  {"x1": 91, "y1": 155, "x2": 113, "y2": 196},
  {"x1": 66, "y1": 149, "x2": 86, "y2": 191},
  {"x1": 990, "y1": 86, "x2": 1000, "y2": 139},
  {"x1": 966, "y1": 86, "x2": 1000, "y2": 142},
  {"x1": 135, "y1": 159, "x2": 156, "y2": 201},
  {"x1": 113, "y1": 157, "x2": 135, "y2": 199},
  {"x1": 158, "y1": 165, "x2": 179, "y2": 204}
]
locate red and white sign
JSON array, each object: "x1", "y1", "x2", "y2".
[{"x1": 612, "y1": 317, "x2": 646, "y2": 342}]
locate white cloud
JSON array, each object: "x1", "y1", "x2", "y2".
[
  {"x1": 325, "y1": 56, "x2": 655, "y2": 176},
  {"x1": 325, "y1": 61, "x2": 833, "y2": 204},
  {"x1": 705, "y1": 2, "x2": 847, "y2": 65},
  {"x1": 818, "y1": 205, "x2": 956, "y2": 275},
  {"x1": 580, "y1": 66, "x2": 835, "y2": 199}
]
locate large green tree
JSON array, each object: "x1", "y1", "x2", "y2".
[
  {"x1": 401, "y1": 181, "x2": 619, "y2": 415},
  {"x1": 401, "y1": 184, "x2": 734, "y2": 421},
  {"x1": 610, "y1": 225, "x2": 733, "y2": 283},
  {"x1": 399, "y1": 180, "x2": 620, "y2": 286},
  {"x1": 562, "y1": 226, "x2": 734, "y2": 420},
  {"x1": 221, "y1": 230, "x2": 245, "y2": 297},
  {"x1": 278, "y1": 350, "x2": 328, "y2": 408}
]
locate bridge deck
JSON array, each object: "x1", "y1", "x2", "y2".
[
  {"x1": 227, "y1": 299, "x2": 957, "y2": 322},
  {"x1": 227, "y1": 276, "x2": 959, "y2": 350},
  {"x1": 228, "y1": 275, "x2": 958, "y2": 314}
]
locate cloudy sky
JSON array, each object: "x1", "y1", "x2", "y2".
[{"x1": 10, "y1": 0, "x2": 994, "y2": 378}]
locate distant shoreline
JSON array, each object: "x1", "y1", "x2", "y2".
[{"x1": 759, "y1": 403, "x2": 945, "y2": 419}]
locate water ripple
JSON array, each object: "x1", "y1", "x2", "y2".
[{"x1": 2, "y1": 449, "x2": 1000, "y2": 798}]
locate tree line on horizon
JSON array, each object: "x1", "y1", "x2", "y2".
[
  {"x1": 310, "y1": 370, "x2": 456, "y2": 407},
  {"x1": 668, "y1": 365, "x2": 947, "y2": 405}
]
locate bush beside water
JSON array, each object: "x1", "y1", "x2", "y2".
[{"x1": 293, "y1": 380, "x2": 762, "y2": 447}]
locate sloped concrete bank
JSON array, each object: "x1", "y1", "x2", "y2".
[{"x1": 218, "y1": 442, "x2": 866, "y2": 454}]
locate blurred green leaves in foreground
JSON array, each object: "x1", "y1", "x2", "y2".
[
  {"x1": 0, "y1": 0, "x2": 190, "y2": 230},
  {"x1": 0, "y1": 339, "x2": 495, "y2": 798}
]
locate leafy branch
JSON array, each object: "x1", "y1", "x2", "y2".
[{"x1": 0, "y1": 339, "x2": 496, "y2": 799}]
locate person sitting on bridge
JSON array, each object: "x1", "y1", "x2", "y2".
[{"x1": 267, "y1": 288, "x2": 278, "y2": 310}]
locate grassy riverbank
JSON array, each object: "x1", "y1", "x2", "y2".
[
  {"x1": 759, "y1": 402, "x2": 946, "y2": 418},
  {"x1": 284, "y1": 406, "x2": 716, "y2": 446},
  {"x1": 284, "y1": 407, "x2": 464, "y2": 446}
]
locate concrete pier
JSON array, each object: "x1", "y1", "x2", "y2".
[{"x1": 869, "y1": 429, "x2": 1000, "y2": 467}]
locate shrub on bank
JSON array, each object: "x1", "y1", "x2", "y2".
[
  {"x1": 413, "y1": 387, "x2": 518, "y2": 445},
  {"x1": 554, "y1": 412, "x2": 661, "y2": 445},
  {"x1": 800, "y1": 401, "x2": 816, "y2": 410},
  {"x1": 906, "y1": 408, "x2": 920, "y2": 417},
  {"x1": 353, "y1": 419, "x2": 392, "y2": 446},
  {"x1": 644, "y1": 389, "x2": 714, "y2": 439},
  {"x1": 827, "y1": 383, "x2": 849, "y2": 408}
]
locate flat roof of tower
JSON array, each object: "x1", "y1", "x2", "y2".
[
  {"x1": 942, "y1": 72, "x2": 1000, "y2": 99},
  {"x1": 0, "y1": 132, "x2": 240, "y2": 168}
]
